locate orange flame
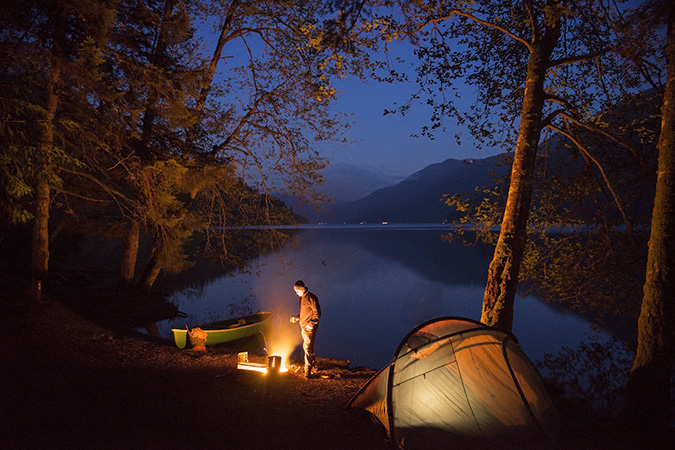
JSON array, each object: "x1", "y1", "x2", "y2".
[
  {"x1": 265, "y1": 315, "x2": 302, "y2": 371},
  {"x1": 237, "y1": 353, "x2": 289, "y2": 375}
]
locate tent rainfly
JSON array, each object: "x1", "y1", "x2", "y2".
[{"x1": 347, "y1": 317, "x2": 560, "y2": 450}]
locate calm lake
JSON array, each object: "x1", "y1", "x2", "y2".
[{"x1": 156, "y1": 224, "x2": 629, "y2": 376}]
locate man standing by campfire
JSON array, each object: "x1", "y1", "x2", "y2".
[{"x1": 290, "y1": 280, "x2": 321, "y2": 378}]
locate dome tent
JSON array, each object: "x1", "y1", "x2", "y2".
[{"x1": 347, "y1": 317, "x2": 560, "y2": 450}]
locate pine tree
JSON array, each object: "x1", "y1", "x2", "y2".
[{"x1": 0, "y1": 0, "x2": 116, "y2": 300}]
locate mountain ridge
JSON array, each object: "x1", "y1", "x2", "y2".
[{"x1": 316, "y1": 154, "x2": 508, "y2": 224}]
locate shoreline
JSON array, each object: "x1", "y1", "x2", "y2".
[
  {"x1": 1, "y1": 299, "x2": 386, "y2": 450},
  {"x1": 2, "y1": 295, "x2": 672, "y2": 449}
]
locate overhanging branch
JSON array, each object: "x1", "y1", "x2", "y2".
[
  {"x1": 408, "y1": 9, "x2": 533, "y2": 52},
  {"x1": 559, "y1": 112, "x2": 648, "y2": 172},
  {"x1": 549, "y1": 48, "x2": 609, "y2": 67},
  {"x1": 547, "y1": 123, "x2": 639, "y2": 253},
  {"x1": 542, "y1": 107, "x2": 565, "y2": 127},
  {"x1": 209, "y1": 91, "x2": 273, "y2": 156}
]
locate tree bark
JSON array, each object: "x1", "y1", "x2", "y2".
[
  {"x1": 119, "y1": 218, "x2": 140, "y2": 287},
  {"x1": 624, "y1": 1, "x2": 675, "y2": 431},
  {"x1": 139, "y1": 0, "x2": 177, "y2": 149},
  {"x1": 138, "y1": 237, "x2": 163, "y2": 291},
  {"x1": 480, "y1": 25, "x2": 560, "y2": 332},
  {"x1": 30, "y1": 62, "x2": 60, "y2": 301},
  {"x1": 139, "y1": 255, "x2": 162, "y2": 291},
  {"x1": 187, "y1": 0, "x2": 239, "y2": 138},
  {"x1": 119, "y1": 0, "x2": 177, "y2": 289},
  {"x1": 137, "y1": 1, "x2": 239, "y2": 287}
]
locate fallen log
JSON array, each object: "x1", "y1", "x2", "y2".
[{"x1": 316, "y1": 356, "x2": 350, "y2": 368}]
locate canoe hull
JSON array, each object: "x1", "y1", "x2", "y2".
[{"x1": 171, "y1": 312, "x2": 272, "y2": 349}]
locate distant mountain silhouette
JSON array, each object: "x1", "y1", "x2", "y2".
[
  {"x1": 320, "y1": 154, "x2": 509, "y2": 224},
  {"x1": 275, "y1": 162, "x2": 404, "y2": 222},
  {"x1": 319, "y1": 162, "x2": 405, "y2": 203}
]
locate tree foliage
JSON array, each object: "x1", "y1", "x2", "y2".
[
  {"x1": 447, "y1": 91, "x2": 660, "y2": 326},
  {"x1": 0, "y1": 0, "x2": 353, "y2": 294},
  {"x1": 352, "y1": 0, "x2": 662, "y2": 332}
]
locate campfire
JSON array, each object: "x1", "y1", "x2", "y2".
[
  {"x1": 234, "y1": 309, "x2": 302, "y2": 375},
  {"x1": 237, "y1": 352, "x2": 288, "y2": 375}
]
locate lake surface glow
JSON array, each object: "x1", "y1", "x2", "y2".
[{"x1": 159, "y1": 225, "x2": 617, "y2": 371}]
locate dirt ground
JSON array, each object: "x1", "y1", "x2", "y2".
[
  {"x1": 0, "y1": 299, "x2": 389, "y2": 450},
  {"x1": 1, "y1": 296, "x2": 672, "y2": 450}
]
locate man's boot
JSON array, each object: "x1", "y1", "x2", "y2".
[{"x1": 304, "y1": 365, "x2": 311, "y2": 378}]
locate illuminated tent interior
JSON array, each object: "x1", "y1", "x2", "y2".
[{"x1": 347, "y1": 317, "x2": 560, "y2": 450}]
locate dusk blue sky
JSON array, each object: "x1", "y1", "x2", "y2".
[
  {"x1": 318, "y1": 49, "x2": 502, "y2": 180},
  {"x1": 317, "y1": 0, "x2": 648, "y2": 180},
  {"x1": 200, "y1": 19, "x2": 501, "y2": 187},
  {"x1": 301, "y1": 42, "x2": 509, "y2": 204},
  {"x1": 195, "y1": 7, "x2": 513, "y2": 203},
  {"x1": 198, "y1": 1, "x2": 653, "y2": 203}
]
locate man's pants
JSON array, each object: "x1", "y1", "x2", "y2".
[{"x1": 301, "y1": 324, "x2": 318, "y2": 368}]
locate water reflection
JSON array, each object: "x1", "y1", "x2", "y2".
[
  {"x1": 538, "y1": 335, "x2": 634, "y2": 418},
  {"x1": 159, "y1": 226, "x2": 619, "y2": 371}
]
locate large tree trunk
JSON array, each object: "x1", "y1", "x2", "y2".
[
  {"x1": 624, "y1": 2, "x2": 675, "y2": 431},
  {"x1": 139, "y1": 254, "x2": 162, "y2": 291},
  {"x1": 132, "y1": 1, "x2": 236, "y2": 289},
  {"x1": 138, "y1": 236, "x2": 163, "y2": 291},
  {"x1": 119, "y1": 218, "x2": 140, "y2": 287},
  {"x1": 30, "y1": 63, "x2": 60, "y2": 301},
  {"x1": 118, "y1": 0, "x2": 177, "y2": 289},
  {"x1": 480, "y1": 27, "x2": 560, "y2": 332},
  {"x1": 31, "y1": 179, "x2": 51, "y2": 301}
]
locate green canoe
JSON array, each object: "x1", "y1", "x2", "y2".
[{"x1": 171, "y1": 311, "x2": 273, "y2": 349}]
